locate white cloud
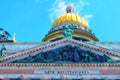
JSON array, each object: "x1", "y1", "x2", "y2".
[
  {"x1": 84, "y1": 14, "x2": 93, "y2": 22},
  {"x1": 49, "y1": 0, "x2": 67, "y2": 22},
  {"x1": 74, "y1": 0, "x2": 89, "y2": 14},
  {"x1": 49, "y1": 0, "x2": 92, "y2": 23}
]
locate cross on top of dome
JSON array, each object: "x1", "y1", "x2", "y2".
[{"x1": 66, "y1": 4, "x2": 74, "y2": 13}]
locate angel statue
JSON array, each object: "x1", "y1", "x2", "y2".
[
  {"x1": 0, "y1": 44, "x2": 6, "y2": 57},
  {"x1": 63, "y1": 27, "x2": 74, "y2": 38}
]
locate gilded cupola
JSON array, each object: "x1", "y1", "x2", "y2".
[{"x1": 42, "y1": 5, "x2": 99, "y2": 42}]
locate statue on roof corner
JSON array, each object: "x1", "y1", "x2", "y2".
[
  {"x1": 63, "y1": 28, "x2": 74, "y2": 38},
  {"x1": 12, "y1": 32, "x2": 16, "y2": 42},
  {"x1": 0, "y1": 28, "x2": 11, "y2": 40},
  {"x1": 0, "y1": 44, "x2": 6, "y2": 57}
]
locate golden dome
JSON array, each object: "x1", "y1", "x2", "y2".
[
  {"x1": 52, "y1": 13, "x2": 89, "y2": 29},
  {"x1": 42, "y1": 5, "x2": 99, "y2": 42}
]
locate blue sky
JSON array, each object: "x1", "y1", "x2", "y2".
[{"x1": 0, "y1": 0, "x2": 120, "y2": 42}]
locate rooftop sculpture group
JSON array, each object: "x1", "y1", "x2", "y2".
[
  {"x1": 0, "y1": 28, "x2": 11, "y2": 41},
  {"x1": 0, "y1": 28, "x2": 10, "y2": 57}
]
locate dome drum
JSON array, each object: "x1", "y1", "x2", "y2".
[
  {"x1": 49, "y1": 23, "x2": 90, "y2": 34},
  {"x1": 42, "y1": 29, "x2": 99, "y2": 42}
]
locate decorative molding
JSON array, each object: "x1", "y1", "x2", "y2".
[{"x1": 0, "y1": 63, "x2": 120, "y2": 67}]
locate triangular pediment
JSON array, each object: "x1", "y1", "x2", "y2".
[
  {"x1": 0, "y1": 38, "x2": 120, "y2": 63},
  {"x1": 12, "y1": 44, "x2": 119, "y2": 63}
]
